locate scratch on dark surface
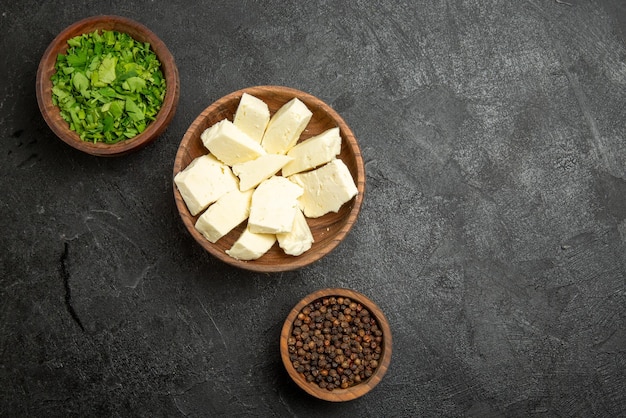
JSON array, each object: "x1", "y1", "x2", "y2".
[
  {"x1": 562, "y1": 63, "x2": 611, "y2": 170},
  {"x1": 173, "y1": 397, "x2": 190, "y2": 417},
  {"x1": 59, "y1": 242, "x2": 85, "y2": 332},
  {"x1": 197, "y1": 297, "x2": 227, "y2": 349},
  {"x1": 591, "y1": 328, "x2": 618, "y2": 351},
  {"x1": 17, "y1": 153, "x2": 39, "y2": 168}
]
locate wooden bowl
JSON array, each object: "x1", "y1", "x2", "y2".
[
  {"x1": 173, "y1": 86, "x2": 365, "y2": 272},
  {"x1": 36, "y1": 15, "x2": 180, "y2": 156},
  {"x1": 280, "y1": 288, "x2": 392, "y2": 402}
]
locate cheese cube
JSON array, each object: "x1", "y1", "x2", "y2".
[
  {"x1": 226, "y1": 227, "x2": 276, "y2": 261},
  {"x1": 281, "y1": 127, "x2": 342, "y2": 176},
  {"x1": 194, "y1": 188, "x2": 253, "y2": 243},
  {"x1": 174, "y1": 154, "x2": 239, "y2": 216},
  {"x1": 248, "y1": 176, "x2": 303, "y2": 234},
  {"x1": 233, "y1": 93, "x2": 270, "y2": 143},
  {"x1": 261, "y1": 98, "x2": 312, "y2": 155},
  {"x1": 232, "y1": 154, "x2": 293, "y2": 191},
  {"x1": 277, "y1": 208, "x2": 314, "y2": 256},
  {"x1": 288, "y1": 159, "x2": 357, "y2": 218},
  {"x1": 201, "y1": 119, "x2": 266, "y2": 166}
]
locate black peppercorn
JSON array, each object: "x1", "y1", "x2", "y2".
[{"x1": 287, "y1": 296, "x2": 384, "y2": 391}]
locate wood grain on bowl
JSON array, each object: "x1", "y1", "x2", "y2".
[
  {"x1": 280, "y1": 288, "x2": 392, "y2": 402},
  {"x1": 173, "y1": 86, "x2": 365, "y2": 272},
  {"x1": 36, "y1": 15, "x2": 180, "y2": 157}
]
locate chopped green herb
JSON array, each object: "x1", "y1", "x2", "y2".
[{"x1": 51, "y1": 30, "x2": 166, "y2": 144}]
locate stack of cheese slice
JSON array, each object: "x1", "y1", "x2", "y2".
[{"x1": 175, "y1": 92, "x2": 358, "y2": 261}]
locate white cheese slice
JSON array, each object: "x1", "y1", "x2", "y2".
[
  {"x1": 232, "y1": 154, "x2": 293, "y2": 192},
  {"x1": 248, "y1": 176, "x2": 304, "y2": 234},
  {"x1": 174, "y1": 154, "x2": 239, "y2": 216},
  {"x1": 233, "y1": 93, "x2": 270, "y2": 144},
  {"x1": 261, "y1": 98, "x2": 312, "y2": 155},
  {"x1": 226, "y1": 227, "x2": 276, "y2": 261},
  {"x1": 277, "y1": 208, "x2": 314, "y2": 256},
  {"x1": 281, "y1": 127, "x2": 342, "y2": 177},
  {"x1": 288, "y1": 159, "x2": 357, "y2": 218},
  {"x1": 201, "y1": 119, "x2": 266, "y2": 166},
  {"x1": 194, "y1": 188, "x2": 253, "y2": 243}
]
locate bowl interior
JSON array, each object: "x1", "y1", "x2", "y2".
[
  {"x1": 280, "y1": 288, "x2": 392, "y2": 402},
  {"x1": 173, "y1": 86, "x2": 365, "y2": 272},
  {"x1": 36, "y1": 15, "x2": 180, "y2": 156}
]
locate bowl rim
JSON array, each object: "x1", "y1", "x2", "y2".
[
  {"x1": 36, "y1": 14, "x2": 180, "y2": 157},
  {"x1": 172, "y1": 85, "x2": 365, "y2": 272},
  {"x1": 280, "y1": 287, "x2": 392, "y2": 402}
]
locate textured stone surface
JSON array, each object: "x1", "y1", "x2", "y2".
[{"x1": 1, "y1": 0, "x2": 625, "y2": 416}]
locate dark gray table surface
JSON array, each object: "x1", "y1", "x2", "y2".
[{"x1": 1, "y1": 1, "x2": 625, "y2": 416}]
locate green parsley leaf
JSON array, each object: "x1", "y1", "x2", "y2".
[
  {"x1": 125, "y1": 98, "x2": 144, "y2": 122},
  {"x1": 98, "y1": 55, "x2": 117, "y2": 85}
]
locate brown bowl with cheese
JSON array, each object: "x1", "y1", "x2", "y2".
[{"x1": 172, "y1": 86, "x2": 365, "y2": 272}]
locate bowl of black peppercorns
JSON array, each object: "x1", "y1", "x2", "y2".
[{"x1": 280, "y1": 288, "x2": 392, "y2": 402}]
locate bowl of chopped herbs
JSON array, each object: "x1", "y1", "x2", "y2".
[
  {"x1": 280, "y1": 288, "x2": 392, "y2": 402},
  {"x1": 36, "y1": 15, "x2": 179, "y2": 156}
]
